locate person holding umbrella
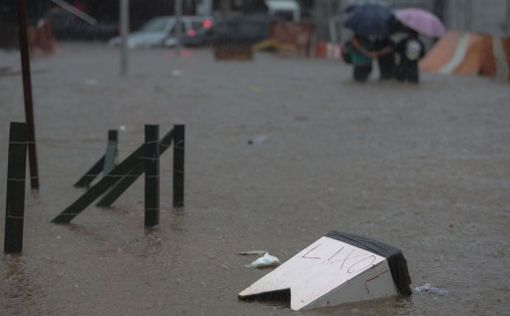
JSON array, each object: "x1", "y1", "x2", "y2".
[
  {"x1": 393, "y1": 8, "x2": 446, "y2": 83},
  {"x1": 347, "y1": 35, "x2": 394, "y2": 82},
  {"x1": 344, "y1": 1, "x2": 397, "y2": 81}
]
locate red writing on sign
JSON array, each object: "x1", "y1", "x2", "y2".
[{"x1": 300, "y1": 243, "x2": 377, "y2": 274}]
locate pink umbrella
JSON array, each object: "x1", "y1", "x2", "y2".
[{"x1": 394, "y1": 8, "x2": 446, "y2": 38}]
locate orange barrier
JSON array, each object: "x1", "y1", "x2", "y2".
[
  {"x1": 420, "y1": 31, "x2": 510, "y2": 81},
  {"x1": 314, "y1": 42, "x2": 343, "y2": 60}
]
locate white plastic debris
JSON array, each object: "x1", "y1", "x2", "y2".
[
  {"x1": 414, "y1": 284, "x2": 448, "y2": 295},
  {"x1": 172, "y1": 69, "x2": 182, "y2": 76},
  {"x1": 245, "y1": 252, "x2": 280, "y2": 269},
  {"x1": 247, "y1": 135, "x2": 268, "y2": 145}
]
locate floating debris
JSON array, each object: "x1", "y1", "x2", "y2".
[
  {"x1": 245, "y1": 252, "x2": 280, "y2": 269},
  {"x1": 247, "y1": 135, "x2": 268, "y2": 145},
  {"x1": 414, "y1": 284, "x2": 448, "y2": 295}
]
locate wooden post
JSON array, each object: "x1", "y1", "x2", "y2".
[
  {"x1": 16, "y1": 0, "x2": 39, "y2": 190},
  {"x1": 173, "y1": 125, "x2": 185, "y2": 208},
  {"x1": 4, "y1": 122, "x2": 28, "y2": 254},
  {"x1": 144, "y1": 125, "x2": 160, "y2": 228}
]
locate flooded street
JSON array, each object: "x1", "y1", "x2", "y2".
[{"x1": 1, "y1": 43, "x2": 509, "y2": 315}]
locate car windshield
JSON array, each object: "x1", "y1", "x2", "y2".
[{"x1": 140, "y1": 17, "x2": 174, "y2": 32}]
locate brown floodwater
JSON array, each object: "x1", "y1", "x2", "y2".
[{"x1": 1, "y1": 44, "x2": 509, "y2": 315}]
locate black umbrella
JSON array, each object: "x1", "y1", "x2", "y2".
[{"x1": 344, "y1": 2, "x2": 395, "y2": 39}]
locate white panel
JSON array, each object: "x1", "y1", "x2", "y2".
[
  {"x1": 305, "y1": 260, "x2": 397, "y2": 310},
  {"x1": 239, "y1": 236, "x2": 395, "y2": 311}
]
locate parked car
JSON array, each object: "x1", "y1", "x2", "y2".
[
  {"x1": 108, "y1": 16, "x2": 214, "y2": 48},
  {"x1": 45, "y1": 8, "x2": 118, "y2": 41}
]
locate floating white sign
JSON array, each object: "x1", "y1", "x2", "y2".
[{"x1": 239, "y1": 234, "x2": 402, "y2": 311}]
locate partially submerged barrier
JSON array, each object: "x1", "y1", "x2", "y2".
[{"x1": 51, "y1": 124, "x2": 185, "y2": 226}]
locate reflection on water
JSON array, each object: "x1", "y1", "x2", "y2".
[
  {"x1": 140, "y1": 229, "x2": 163, "y2": 257},
  {"x1": 169, "y1": 207, "x2": 187, "y2": 233},
  {"x1": 309, "y1": 296, "x2": 414, "y2": 316},
  {"x1": 68, "y1": 223, "x2": 108, "y2": 242},
  {"x1": 1, "y1": 255, "x2": 47, "y2": 315},
  {"x1": 239, "y1": 289, "x2": 415, "y2": 315}
]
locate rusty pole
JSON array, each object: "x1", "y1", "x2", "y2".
[{"x1": 16, "y1": 0, "x2": 39, "y2": 190}]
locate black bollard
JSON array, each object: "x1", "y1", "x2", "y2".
[
  {"x1": 4, "y1": 122, "x2": 28, "y2": 254},
  {"x1": 144, "y1": 125, "x2": 160, "y2": 228},
  {"x1": 173, "y1": 125, "x2": 185, "y2": 208}
]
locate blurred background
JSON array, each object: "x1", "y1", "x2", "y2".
[{"x1": 1, "y1": 0, "x2": 509, "y2": 49}]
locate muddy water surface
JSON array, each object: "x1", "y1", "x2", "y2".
[{"x1": 1, "y1": 44, "x2": 509, "y2": 315}]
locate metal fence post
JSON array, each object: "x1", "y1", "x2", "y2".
[
  {"x1": 4, "y1": 122, "x2": 28, "y2": 254},
  {"x1": 144, "y1": 125, "x2": 160, "y2": 227},
  {"x1": 173, "y1": 125, "x2": 185, "y2": 208}
]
